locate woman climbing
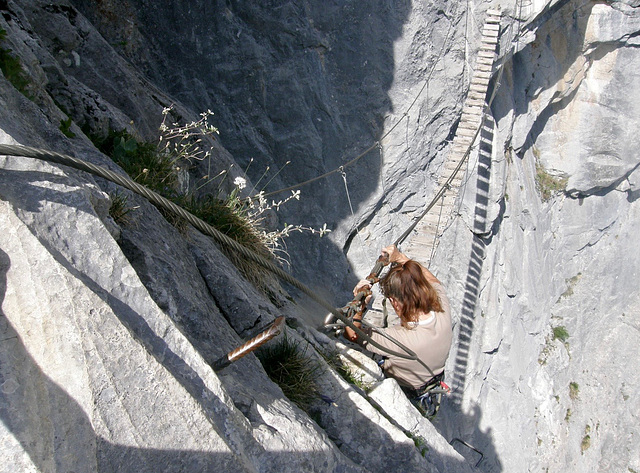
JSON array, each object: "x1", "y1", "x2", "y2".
[{"x1": 345, "y1": 245, "x2": 452, "y2": 413}]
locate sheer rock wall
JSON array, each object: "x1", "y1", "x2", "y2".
[
  {"x1": 1, "y1": 0, "x2": 639, "y2": 472},
  {"x1": 433, "y1": 1, "x2": 640, "y2": 471}
]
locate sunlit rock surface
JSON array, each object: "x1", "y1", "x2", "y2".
[{"x1": 1, "y1": 0, "x2": 639, "y2": 471}]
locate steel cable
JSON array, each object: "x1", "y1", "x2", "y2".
[{"x1": 0, "y1": 143, "x2": 420, "y2": 361}]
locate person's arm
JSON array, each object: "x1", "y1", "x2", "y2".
[
  {"x1": 420, "y1": 265, "x2": 441, "y2": 286},
  {"x1": 343, "y1": 318, "x2": 363, "y2": 342},
  {"x1": 382, "y1": 244, "x2": 409, "y2": 265},
  {"x1": 344, "y1": 279, "x2": 372, "y2": 342}
]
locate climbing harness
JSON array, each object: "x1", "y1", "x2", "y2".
[{"x1": 401, "y1": 372, "x2": 451, "y2": 418}]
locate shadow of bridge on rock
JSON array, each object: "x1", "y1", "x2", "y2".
[
  {"x1": 448, "y1": 114, "x2": 495, "y2": 409},
  {"x1": 432, "y1": 113, "x2": 505, "y2": 472}
]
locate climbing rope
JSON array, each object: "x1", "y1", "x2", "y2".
[
  {"x1": 340, "y1": 165, "x2": 368, "y2": 262},
  {"x1": 0, "y1": 143, "x2": 423, "y2": 362},
  {"x1": 428, "y1": 191, "x2": 447, "y2": 266}
]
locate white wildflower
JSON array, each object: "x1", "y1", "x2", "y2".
[
  {"x1": 234, "y1": 176, "x2": 247, "y2": 190},
  {"x1": 318, "y1": 223, "x2": 331, "y2": 237}
]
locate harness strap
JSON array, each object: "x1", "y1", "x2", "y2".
[{"x1": 402, "y1": 371, "x2": 446, "y2": 399}]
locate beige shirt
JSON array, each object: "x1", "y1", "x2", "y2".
[{"x1": 363, "y1": 282, "x2": 452, "y2": 389}]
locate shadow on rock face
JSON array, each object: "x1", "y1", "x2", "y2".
[{"x1": 68, "y1": 0, "x2": 414, "y2": 301}]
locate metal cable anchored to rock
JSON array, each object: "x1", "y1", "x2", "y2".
[
  {"x1": 212, "y1": 316, "x2": 286, "y2": 372},
  {"x1": 0, "y1": 143, "x2": 423, "y2": 362}
]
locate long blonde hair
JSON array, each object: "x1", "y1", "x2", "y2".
[{"x1": 380, "y1": 260, "x2": 442, "y2": 327}]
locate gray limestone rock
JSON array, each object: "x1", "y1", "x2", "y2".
[{"x1": 2, "y1": 0, "x2": 640, "y2": 472}]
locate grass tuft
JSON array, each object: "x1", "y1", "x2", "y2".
[
  {"x1": 0, "y1": 28, "x2": 31, "y2": 97},
  {"x1": 176, "y1": 192, "x2": 277, "y2": 291},
  {"x1": 559, "y1": 273, "x2": 582, "y2": 300},
  {"x1": 323, "y1": 351, "x2": 372, "y2": 393},
  {"x1": 90, "y1": 107, "x2": 329, "y2": 297},
  {"x1": 569, "y1": 382, "x2": 579, "y2": 400},
  {"x1": 95, "y1": 129, "x2": 179, "y2": 195},
  {"x1": 535, "y1": 162, "x2": 568, "y2": 202},
  {"x1": 552, "y1": 325, "x2": 570, "y2": 343},
  {"x1": 256, "y1": 336, "x2": 321, "y2": 412},
  {"x1": 406, "y1": 432, "x2": 429, "y2": 457},
  {"x1": 91, "y1": 128, "x2": 277, "y2": 289},
  {"x1": 108, "y1": 191, "x2": 136, "y2": 226},
  {"x1": 59, "y1": 117, "x2": 76, "y2": 138}
]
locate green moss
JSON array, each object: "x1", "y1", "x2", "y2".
[
  {"x1": 560, "y1": 273, "x2": 582, "y2": 299},
  {"x1": 59, "y1": 117, "x2": 76, "y2": 138},
  {"x1": 538, "y1": 344, "x2": 550, "y2": 365},
  {"x1": 406, "y1": 432, "x2": 429, "y2": 457},
  {"x1": 322, "y1": 351, "x2": 372, "y2": 393},
  {"x1": 535, "y1": 162, "x2": 568, "y2": 202},
  {"x1": 569, "y1": 382, "x2": 579, "y2": 400},
  {"x1": 552, "y1": 326, "x2": 570, "y2": 343},
  {"x1": 0, "y1": 28, "x2": 32, "y2": 97},
  {"x1": 540, "y1": 325, "x2": 570, "y2": 364}
]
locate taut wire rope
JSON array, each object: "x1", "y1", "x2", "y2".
[
  {"x1": 428, "y1": 190, "x2": 447, "y2": 268},
  {"x1": 340, "y1": 166, "x2": 368, "y2": 262},
  {"x1": 0, "y1": 143, "x2": 421, "y2": 362}
]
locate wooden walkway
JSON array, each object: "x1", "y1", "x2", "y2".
[{"x1": 368, "y1": 9, "x2": 502, "y2": 325}]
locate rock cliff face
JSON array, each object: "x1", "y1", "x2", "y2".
[
  {"x1": 1, "y1": 0, "x2": 639, "y2": 472},
  {"x1": 435, "y1": 1, "x2": 640, "y2": 471}
]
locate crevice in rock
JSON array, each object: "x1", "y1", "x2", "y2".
[
  {"x1": 566, "y1": 159, "x2": 640, "y2": 199},
  {"x1": 483, "y1": 341, "x2": 501, "y2": 356},
  {"x1": 191, "y1": 247, "x2": 236, "y2": 330}
]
